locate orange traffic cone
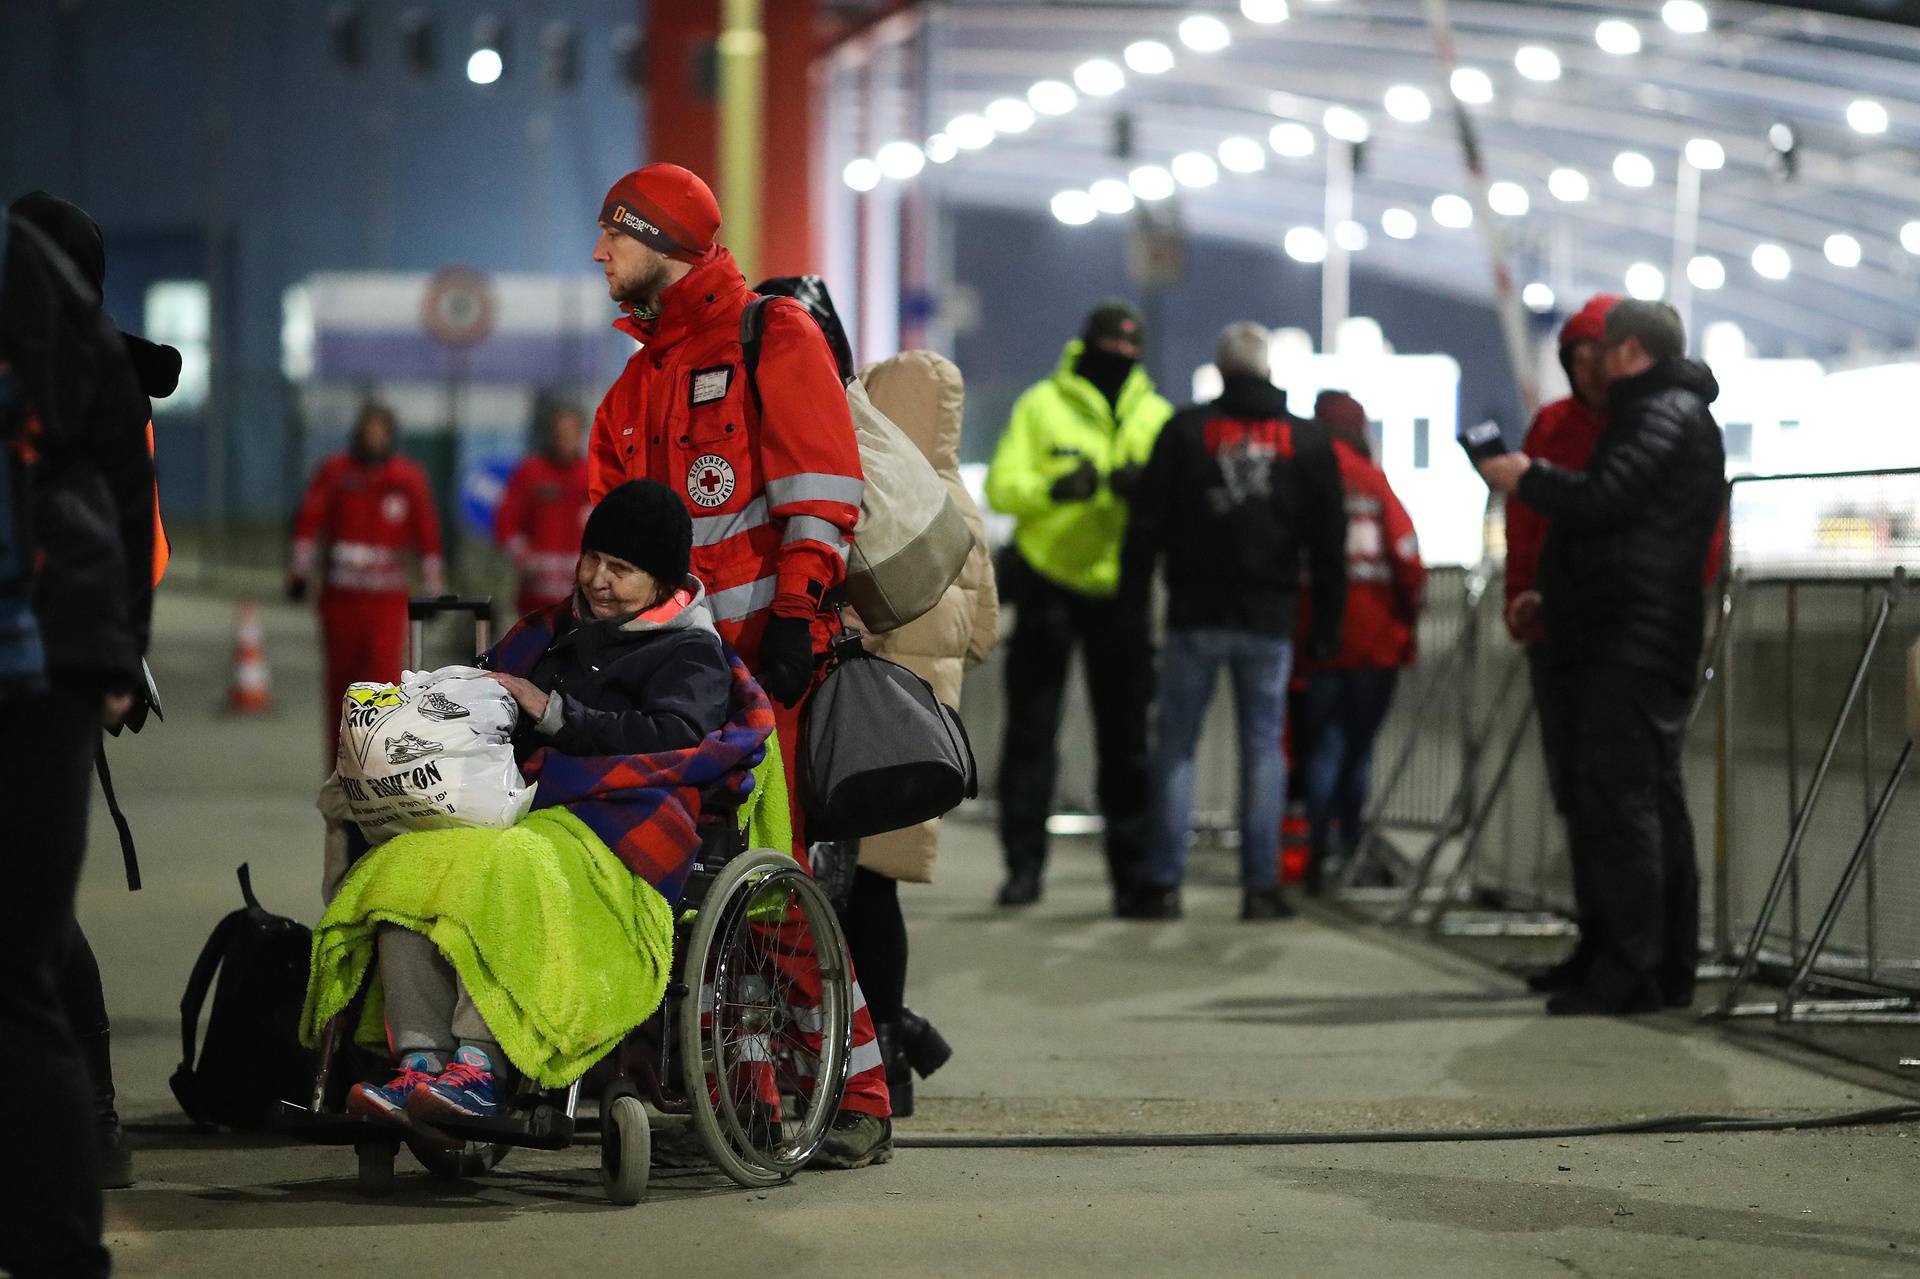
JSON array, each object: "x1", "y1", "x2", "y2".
[{"x1": 228, "y1": 599, "x2": 272, "y2": 714}]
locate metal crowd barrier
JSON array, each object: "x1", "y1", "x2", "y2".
[{"x1": 1345, "y1": 468, "x2": 1920, "y2": 1027}]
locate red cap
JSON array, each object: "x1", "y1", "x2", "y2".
[
  {"x1": 1314, "y1": 389, "x2": 1367, "y2": 435},
  {"x1": 1560, "y1": 293, "x2": 1620, "y2": 347},
  {"x1": 599, "y1": 164, "x2": 722, "y2": 263}
]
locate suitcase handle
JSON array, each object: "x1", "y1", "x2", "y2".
[
  {"x1": 407, "y1": 595, "x2": 495, "y2": 668},
  {"x1": 408, "y1": 594, "x2": 493, "y2": 622}
]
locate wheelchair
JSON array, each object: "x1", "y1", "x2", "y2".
[{"x1": 280, "y1": 596, "x2": 854, "y2": 1204}]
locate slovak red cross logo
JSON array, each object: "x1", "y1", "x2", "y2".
[{"x1": 687, "y1": 454, "x2": 736, "y2": 508}]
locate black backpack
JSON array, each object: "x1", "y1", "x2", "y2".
[{"x1": 170, "y1": 864, "x2": 317, "y2": 1130}]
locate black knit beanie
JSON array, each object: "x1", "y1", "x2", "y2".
[
  {"x1": 1081, "y1": 299, "x2": 1145, "y2": 349},
  {"x1": 583, "y1": 479, "x2": 692, "y2": 586}
]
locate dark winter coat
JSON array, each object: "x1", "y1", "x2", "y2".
[
  {"x1": 1123, "y1": 375, "x2": 1347, "y2": 650},
  {"x1": 2, "y1": 193, "x2": 177, "y2": 695},
  {"x1": 1518, "y1": 357, "x2": 1727, "y2": 692},
  {"x1": 518, "y1": 576, "x2": 732, "y2": 758}
]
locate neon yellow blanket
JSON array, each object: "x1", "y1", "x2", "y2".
[{"x1": 301, "y1": 738, "x2": 792, "y2": 1088}]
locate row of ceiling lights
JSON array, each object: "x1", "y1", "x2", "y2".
[{"x1": 841, "y1": 0, "x2": 1917, "y2": 308}]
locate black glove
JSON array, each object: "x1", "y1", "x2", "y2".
[
  {"x1": 1107, "y1": 462, "x2": 1146, "y2": 500},
  {"x1": 1049, "y1": 459, "x2": 1099, "y2": 503},
  {"x1": 286, "y1": 575, "x2": 309, "y2": 604},
  {"x1": 757, "y1": 615, "x2": 816, "y2": 708}
]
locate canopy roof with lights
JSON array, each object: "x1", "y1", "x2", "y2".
[{"x1": 826, "y1": 0, "x2": 1920, "y2": 357}]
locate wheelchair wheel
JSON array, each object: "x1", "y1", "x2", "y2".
[
  {"x1": 679, "y1": 847, "x2": 852, "y2": 1188},
  {"x1": 356, "y1": 1139, "x2": 397, "y2": 1198},
  {"x1": 601, "y1": 1087, "x2": 652, "y2": 1206}
]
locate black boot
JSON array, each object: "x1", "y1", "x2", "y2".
[
  {"x1": 876, "y1": 1022, "x2": 912, "y2": 1119},
  {"x1": 79, "y1": 1029, "x2": 133, "y2": 1189},
  {"x1": 897, "y1": 1008, "x2": 952, "y2": 1079}
]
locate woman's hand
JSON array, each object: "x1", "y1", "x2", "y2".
[{"x1": 487, "y1": 672, "x2": 551, "y2": 721}]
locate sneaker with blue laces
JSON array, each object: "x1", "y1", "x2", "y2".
[
  {"x1": 347, "y1": 1052, "x2": 441, "y2": 1127},
  {"x1": 407, "y1": 1046, "x2": 501, "y2": 1125}
]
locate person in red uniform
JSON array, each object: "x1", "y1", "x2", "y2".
[
  {"x1": 584, "y1": 163, "x2": 890, "y2": 1167},
  {"x1": 1296, "y1": 391, "x2": 1425, "y2": 894},
  {"x1": 288, "y1": 400, "x2": 444, "y2": 765},
  {"x1": 495, "y1": 402, "x2": 590, "y2": 618}
]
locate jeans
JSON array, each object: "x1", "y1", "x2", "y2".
[
  {"x1": 1300, "y1": 668, "x2": 1401, "y2": 864},
  {"x1": 1146, "y1": 628, "x2": 1293, "y2": 892},
  {"x1": 997, "y1": 559, "x2": 1154, "y2": 890}
]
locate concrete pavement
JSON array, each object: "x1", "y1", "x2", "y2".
[{"x1": 66, "y1": 593, "x2": 1920, "y2": 1277}]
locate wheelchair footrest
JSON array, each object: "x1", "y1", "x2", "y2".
[
  {"x1": 274, "y1": 1102, "x2": 398, "y2": 1146},
  {"x1": 424, "y1": 1105, "x2": 576, "y2": 1151}
]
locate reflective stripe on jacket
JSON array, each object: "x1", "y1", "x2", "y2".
[
  {"x1": 1299, "y1": 439, "x2": 1425, "y2": 670},
  {"x1": 496, "y1": 452, "x2": 589, "y2": 605},
  {"x1": 290, "y1": 453, "x2": 444, "y2": 596},
  {"x1": 587, "y1": 246, "x2": 862, "y2": 663},
  {"x1": 983, "y1": 339, "x2": 1171, "y2": 599}
]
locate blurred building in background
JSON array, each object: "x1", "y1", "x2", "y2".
[{"x1": 9, "y1": 0, "x2": 1920, "y2": 581}]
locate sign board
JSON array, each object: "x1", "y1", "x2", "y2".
[
  {"x1": 1127, "y1": 215, "x2": 1184, "y2": 289},
  {"x1": 421, "y1": 266, "x2": 497, "y2": 349}
]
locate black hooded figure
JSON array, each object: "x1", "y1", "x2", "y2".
[{"x1": 0, "y1": 191, "x2": 179, "y2": 1278}]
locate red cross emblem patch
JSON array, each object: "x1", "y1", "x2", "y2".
[{"x1": 687, "y1": 454, "x2": 736, "y2": 508}]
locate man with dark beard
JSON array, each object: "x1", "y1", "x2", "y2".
[
  {"x1": 582, "y1": 163, "x2": 890, "y2": 1169},
  {"x1": 984, "y1": 301, "x2": 1172, "y2": 912},
  {"x1": 289, "y1": 400, "x2": 444, "y2": 765}
]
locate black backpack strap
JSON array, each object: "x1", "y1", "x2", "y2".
[
  {"x1": 236, "y1": 860, "x2": 263, "y2": 913},
  {"x1": 738, "y1": 294, "x2": 775, "y2": 414},
  {"x1": 93, "y1": 742, "x2": 140, "y2": 892},
  {"x1": 170, "y1": 906, "x2": 245, "y2": 1121}
]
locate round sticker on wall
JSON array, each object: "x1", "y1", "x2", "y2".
[{"x1": 687, "y1": 454, "x2": 736, "y2": 508}]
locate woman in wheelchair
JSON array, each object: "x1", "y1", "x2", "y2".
[{"x1": 345, "y1": 479, "x2": 732, "y2": 1133}]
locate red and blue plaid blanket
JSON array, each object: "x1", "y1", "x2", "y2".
[{"x1": 485, "y1": 601, "x2": 773, "y2": 906}]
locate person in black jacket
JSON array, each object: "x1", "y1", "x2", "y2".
[
  {"x1": 0, "y1": 193, "x2": 171, "y2": 1279},
  {"x1": 1122, "y1": 322, "x2": 1348, "y2": 920},
  {"x1": 1476, "y1": 300, "x2": 1725, "y2": 1015},
  {"x1": 352, "y1": 479, "x2": 731, "y2": 1130},
  {"x1": 8, "y1": 192, "x2": 179, "y2": 1198}
]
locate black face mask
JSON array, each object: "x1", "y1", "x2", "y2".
[{"x1": 1075, "y1": 346, "x2": 1136, "y2": 410}]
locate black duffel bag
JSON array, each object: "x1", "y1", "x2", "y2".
[{"x1": 800, "y1": 628, "x2": 977, "y2": 841}]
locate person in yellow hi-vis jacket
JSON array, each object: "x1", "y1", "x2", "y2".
[{"x1": 984, "y1": 300, "x2": 1172, "y2": 914}]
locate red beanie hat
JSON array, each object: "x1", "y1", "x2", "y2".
[
  {"x1": 599, "y1": 164, "x2": 722, "y2": 264},
  {"x1": 1315, "y1": 389, "x2": 1367, "y2": 434},
  {"x1": 1560, "y1": 293, "x2": 1620, "y2": 347}
]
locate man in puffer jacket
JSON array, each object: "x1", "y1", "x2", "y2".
[
  {"x1": 841, "y1": 349, "x2": 998, "y2": 1118},
  {"x1": 1476, "y1": 300, "x2": 1725, "y2": 1017}
]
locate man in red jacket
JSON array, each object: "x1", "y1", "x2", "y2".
[
  {"x1": 495, "y1": 403, "x2": 589, "y2": 618},
  {"x1": 584, "y1": 163, "x2": 889, "y2": 1167},
  {"x1": 1297, "y1": 391, "x2": 1426, "y2": 894},
  {"x1": 289, "y1": 401, "x2": 444, "y2": 765},
  {"x1": 1506, "y1": 295, "x2": 1616, "y2": 991}
]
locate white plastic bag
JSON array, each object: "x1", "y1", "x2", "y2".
[{"x1": 333, "y1": 665, "x2": 535, "y2": 844}]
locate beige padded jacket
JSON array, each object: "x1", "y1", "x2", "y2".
[{"x1": 848, "y1": 350, "x2": 999, "y2": 883}]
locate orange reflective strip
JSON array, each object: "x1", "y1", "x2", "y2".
[{"x1": 147, "y1": 421, "x2": 169, "y2": 586}]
